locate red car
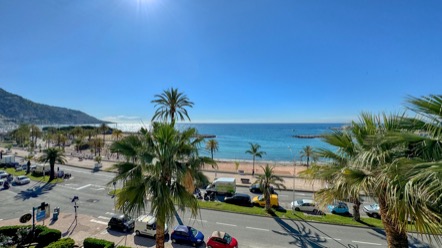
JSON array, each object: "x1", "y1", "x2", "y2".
[{"x1": 207, "y1": 231, "x2": 238, "y2": 248}]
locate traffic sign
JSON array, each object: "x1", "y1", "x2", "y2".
[{"x1": 36, "y1": 210, "x2": 46, "y2": 221}]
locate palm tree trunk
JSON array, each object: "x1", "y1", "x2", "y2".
[
  {"x1": 352, "y1": 198, "x2": 361, "y2": 221},
  {"x1": 265, "y1": 192, "x2": 271, "y2": 211},
  {"x1": 155, "y1": 219, "x2": 165, "y2": 248},
  {"x1": 379, "y1": 196, "x2": 408, "y2": 247},
  {"x1": 252, "y1": 157, "x2": 255, "y2": 176},
  {"x1": 49, "y1": 162, "x2": 55, "y2": 181}
]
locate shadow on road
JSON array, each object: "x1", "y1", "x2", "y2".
[
  {"x1": 133, "y1": 234, "x2": 170, "y2": 247},
  {"x1": 14, "y1": 182, "x2": 56, "y2": 200},
  {"x1": 61, "y1": 218, "x2": 77, "y2": 237}
]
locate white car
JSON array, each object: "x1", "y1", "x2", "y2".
[
  {"x1": 291, "y1": 199, "x2": 318, "y2": 212},
  {"x1": 363, "y1": 203, "x2": 380, "y2": 218},
  {"x1": 0, "y1": 171, "x2": 9, "y2": 180},
  {"x1": 14, "y1": 176, "x2": 31, "y2": 185}
]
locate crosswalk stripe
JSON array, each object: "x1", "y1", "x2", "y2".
[
  {"x1": 98, "y1": 216, "x2": 111, "y2": 220},
  {"x1": 90, "y1": 219, "x2": 108, "y2": 225},
  {"x1": 105, "y1": 212, "x2": 115, "y2": 215}
]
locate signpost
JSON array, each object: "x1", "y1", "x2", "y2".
[{"x1": 36, "y1": 210, "x2": 46, "y2": 221}]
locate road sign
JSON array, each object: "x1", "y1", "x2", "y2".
[
  {"x1": 19, "y1": 213, "x2": 32, "y2": 223},
  {"x1": 36, "y1": 210, "x2": 46, "y2": 221}
]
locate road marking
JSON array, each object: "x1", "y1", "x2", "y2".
[
  {"x1": 189, "y1": 218, "x2": 207, "y2": 223},
  {"x1": 106, "y1": 212, "x2": 115, "y2": 216},
  {"x1": 0, "y1": 219, "x2": 3, "y2": 221},
  {"x1": 98, "y1": 216, "x2": 111, "y2": 220},
  {"x1": 246, "y1": 227, "x2": 269, "y2": 231},
  {"x1": 321, "y1": 237, "x2": 341, "y2": 241},
  {"x1": 278, "y1": 194, "x2": 288, "y2": 197},
  {"x1": 90, "y1": 219, "x2": 108, "y2": 225},
  {"x1": 216, "y1": 222, "x2": 237, "y2": 227},
  {"x1": 100, "y1": 230, "x2": 108, "y2": 235},
  {"x1": 75, "y1": 184, "x2": 92, "y2": 190},
  {"x1": 352, "y1": 241, "x2": 382, "y2": 246}
]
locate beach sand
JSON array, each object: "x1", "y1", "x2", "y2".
[{"x1": 0, "y1": 134, "x2": 324, "y2": 191}]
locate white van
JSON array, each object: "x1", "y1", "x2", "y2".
[
  {"x1": 206, "y1": 177, "x2": 236, "y2": 195},
  {"x1": 134, "y1": 214, "x2": 168, "y2": 238},
  {"x1": 33, "y1": 164, "x2": 50, "y2": 174}
]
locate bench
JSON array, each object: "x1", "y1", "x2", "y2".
[{"x1": 240, "y1": 178, "x2": 250, "y2": 184}]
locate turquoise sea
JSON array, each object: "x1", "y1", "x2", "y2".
[{"x1": 113, "y1": 123, "x2": 346, "y2": 162}]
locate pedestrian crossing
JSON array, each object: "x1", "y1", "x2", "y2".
[{"x1": 60, "y1": 183, "x2": 106, "y2": 191}]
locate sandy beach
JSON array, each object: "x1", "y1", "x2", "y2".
[{"x1": 0, "y1": 133, "x2": 325, "y2": 191}]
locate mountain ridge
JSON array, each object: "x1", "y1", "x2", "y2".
[{"x1": 0, "y1": 88, "x2": 105, "y2": 127}]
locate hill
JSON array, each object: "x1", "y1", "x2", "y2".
[{"x1": 0, "y1": 88, "x2": 105, "y2": 126}]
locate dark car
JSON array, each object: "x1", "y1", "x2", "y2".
[
  {"x1": 107, "y1": 214, "x2": 135, "y2": 232},
  {"x1": 249, "y1": 183, "x2": 277, "y2": 194},
  {"x1": 171, "y1": 225, "x2": 204, "y2": 247},
  {"x1": 224, "y1": 193, "x2": 251, "y2": 207}
]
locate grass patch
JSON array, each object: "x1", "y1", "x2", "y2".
[
  {"x1": 108, "y1": 188, "x2": 122, "y2": 196},
  {"x1": 198, "y1": 201, "x2": 384, "y2": 228},
  {"x1": 4, "y1": 168, "x2": 63, "y2": 184}
]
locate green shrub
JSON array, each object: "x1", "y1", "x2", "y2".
[
  {"x1": 45, "y1": 237, "x2": 75, "y2": 248},
  {"x1": 83, "y1": 237, "x2": 115, "y2": 248},
  {"x1": 116, "y1": 246, "x2": 132, "y2": 248},
  {"x1": 0, "y1": 225, "x2": 31, "y2": 237},
  {"x1": 36, "y1": 227, "x2": 61, "y2": 247}
]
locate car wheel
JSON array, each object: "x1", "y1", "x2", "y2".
[
  {"x1": 207, "y1": 246, "x2": 212, "y2": 248},
  {"x1": 153, "y1": 234, "x2": 156, "y2": 239},
  {"x1": 313, "y1": 209, "x2": 318, "y2": 214},
  {"x1": 295, "y1": 207, "x2": 300, "y2": 211},
  {"x1": 123, "y1": 227, "x2": 127, "y2": 233},
  {"x1": 332, "y1": 210, "x2": 336, "y2": 214},
  {"x1": 192, "y1": 242, "x2": 197, "y2": 247},
  {"x1": 135, "y1": 230, "x2": 140, "y2": 236},
  {"x1": 373, "y1": 213, "x2": 380, "y2": 219},
  {"x1": 172, "y1": 239, "x2": 176, "y2": 243}
]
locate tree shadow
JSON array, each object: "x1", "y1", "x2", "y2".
[
  {"x1": 14, "y1": 182, "x2": 56, "y2": 200},
  {"x1": 277, "y1": 212, "x2": 360, "y2": 248},
  {"x1": 133, "y1": 233, "x2": 170, "y2": 247},
  {"x1": 61, "y1": 218, "x2": 77, "y2": 237}
]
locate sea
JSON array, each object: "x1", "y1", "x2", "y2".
[{"x1": 109, "y1": 122, "x2": 346, "y2": 163}]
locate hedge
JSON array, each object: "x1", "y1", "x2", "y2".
[
  {"x1": 116, "y1": 246, "x2": 133, "y2": 248},
  {"x1": 36, "y1": 227, "x2": 61, "y2": 247},
  {"x1": 45, "y1": 237, "x2": 75, "y2": 248},
  {"x1": 83, "y1": 237, "x2": 115, "y2": 248}
]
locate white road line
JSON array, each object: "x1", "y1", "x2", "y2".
[
  {"x1": 90, "y1": 219, "x2": 108, "y2": 225},
  {"x1": 75, "y1": 184, "x2": 92, "y2": 190},
  {"x1": 106, "y1": 212, "x2": 115, "y2": 215},
  {"x1": 246, "y1": 227, "x2": 269, "y2": 231},
  {"x1": 100, "y1": 230, "x2": 108, "y2": 235},
  {"x1": 216, "y1": 222, "x2": 237, "y2": 227},
  {"x1": 352, "y1": 240, "x2": 382, "y2": 246},
  {"x1": 278, "y1": 194, "x2": 288, "y2": 197},
  {"x1": 98, "y1": 216, "x2": 111, "y2": 220},
  {"x1": 189, "y1": 218, "x2": 207, "y2": 223},
  {"x1": 0, "y1": 219, "x2": 3, "y2": 221},
  {"x1": 321, "y1": 237, "x2": 341, "y2": 241}
]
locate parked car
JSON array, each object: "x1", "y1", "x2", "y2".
[
  {"x1": 363, "y1": 203, "x2": 380, "y2": 218},
  {"x1": 14, "y1": 175, "x2": 30, "y2": 185},
  {"x1": 0, "y1": 171, "x2": 9, "y2": 180},
  {"x1": 107, "y1": 214, "x2": 135, "y2": 232},
  {"x1": 170, "y1": 225, "x2": 204, "y2": 247},
  {"x1": 134, "y1": 214, "x2": 168, "y2": 238},
  {"x1": 207, "y1": 231, "x2": 238, "y2": 248},
  {"x1": 291, "y1": 199, "x2": 318, "y2": 213},
  {"x1": 224, "y1": 193, "x2": 251, "y2": 207},
  {"x1": 327, "y1": 202, "x2": 350, "y2": 215},
  {"x1": 251, "y1": 194, "x2": 279, "y2": 208},
  {"x1": 249, "y1": 183, "x2": 277, "y2": 194}
]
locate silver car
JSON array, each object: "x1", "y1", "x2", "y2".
[
  {"x1": 363, "y1": 203, "x2": 380, "y2": 218},
  {"x1": 14, "y1": 176, "x2": 31, "y2": 185},
  {"x1": 291, "y1": 199, "x2": 318, "y2": 213}
]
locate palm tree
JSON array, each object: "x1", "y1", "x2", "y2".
[
  {"x1": 99, "y1": 123, "x2": 109, "y2": 145},
  {"x1": 151, "y1": 88, "x2": 194, "y2": 125},
  {"x1": 111, "y1": 129, "x2": 123, "y2": 159},
  {"x1": 205, "y1": 139, "x2": 219, "y2": 178},
  {"x1": 300, "y1": 145, "x2": 317, "y2": 167},
  {"x1": 253, "y1": 164, "x2": 285, "y2": 211},
  {"x1": 306, "y1": 109, "x2": 442, "y2": 247},
  {"x1": 39, "y1": 147, "x2": 66, "y2": 181},
  {"x1": 245, "y1": 143, "x2": 266, "y2": 176},
  {"x1": 109, "y1": 123, "x2": 214, "y2": 248}
]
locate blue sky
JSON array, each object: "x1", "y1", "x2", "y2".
[{"x1": 1, "y1": 0, "x2": 441, "y2": 123}]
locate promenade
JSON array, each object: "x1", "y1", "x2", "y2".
[{"x1": 0, "y1": 146, "x2": 324, "y2": 192}]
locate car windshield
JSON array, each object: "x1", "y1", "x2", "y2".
[
  {"x1": 190, "y1": 227, "x2": 198, "y2": 236},
  {"x1": 18, "y1": 176, "x2": 26, "y2": 179},
  {"x1": 258, "y1": 195, "x2": 264, "y2": 201},
  {"x1": 296, "y1": 200, "x2": 303, "y2": 205},
  {"x1": 223, "y1": 233, "x2": 232, "y2": 244}
]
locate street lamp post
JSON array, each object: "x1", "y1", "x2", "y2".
[
  {"x1": 288, "y1": 147, "x2": 296, "y2": 203},
  {"x1": 112, "y1": 181, "x2": 117, "y2": 210},
  {"x1": 72, "y1": 196, "x2": 79, "y2": 221}
]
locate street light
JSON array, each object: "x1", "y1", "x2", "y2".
[
  {"x1": 71, "y1": 196, "x2": 79, "y2": 221},
  {"x1": 288, "y1": 146, "x2": 296, "y2": 204}
]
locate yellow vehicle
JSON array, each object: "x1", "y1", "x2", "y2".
[{"x1": 251, "y1": 194, "x2": 279, "y2": 207}]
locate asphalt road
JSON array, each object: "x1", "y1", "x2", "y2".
[{"x1": 0, "y1": 165, "x2": 436, "y2": 248}]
